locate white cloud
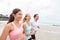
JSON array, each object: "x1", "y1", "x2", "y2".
[{"x1": 0, "y1": 0, "x2": 60, "y2": 24}]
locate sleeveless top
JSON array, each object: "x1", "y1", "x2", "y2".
[
  {"x1": 9, "y1": 22, "x2": 23, "y2": 40},
  {"x1": 25, "y1": 22, "x2": 32, "y2": 40}
]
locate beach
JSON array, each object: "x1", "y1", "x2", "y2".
[
  {"x1": 0, "y1": 21, "x2": 60, "y2": 40},
  {"x1": 36, "y1": 24, "x2": 60, "y2": 40}
]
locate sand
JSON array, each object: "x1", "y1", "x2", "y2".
[{"x1": 0, "y1": 21, "x2": 60, "y2": 40}]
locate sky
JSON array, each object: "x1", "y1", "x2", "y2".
[{"x1": 0, "y1": 0, "x2": 60, "y2": 25}]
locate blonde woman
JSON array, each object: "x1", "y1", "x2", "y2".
[{"x1": 23, "y1": 14, "x2": 34, "y2": 40}]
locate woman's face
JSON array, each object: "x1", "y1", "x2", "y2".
[
  {"x1": 14, "y1": 11, "x2": 23, "y2": 21},
  {"x1": 26, "y1": 14, "x2": 31, "y2": 21}
]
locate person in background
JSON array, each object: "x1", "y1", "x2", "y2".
[
  {"x1": 0, "y1": 8, "x2": 25, "y2": 40},
  {"x1": 23, "y1": 14, "x2": 34, "y2": 40},
  {"x1": 31, "y1": 14, "x2": 40, "y2": 40}
]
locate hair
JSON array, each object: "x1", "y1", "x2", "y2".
[
  {"x1": 23, "y1": 14, "x2": 29, "y2": 23},
  {"x1": 7, "y1": 8, "x2": 21, "y2": 24},
  {"x1": 34, "y1": 14, "x2": 38, "y2": 18}
]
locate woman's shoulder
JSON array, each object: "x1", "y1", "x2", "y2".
[{"x1": 5, "y1": 22, "x2": 13, "y2": 30}]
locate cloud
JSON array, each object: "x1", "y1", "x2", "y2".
[{"x1": 0, "y1": 0, "x2": 60, "y2": 24}]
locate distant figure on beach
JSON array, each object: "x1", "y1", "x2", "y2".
[
  {"x1": 0, "y1": 8, "x2": 25, "y2": 40},
  {"x1": 23, "y1": 14, "x2": 35, "y2": 40},
  {"x1": 31, "y1": 14, "x2": 40, "y2": 40}
]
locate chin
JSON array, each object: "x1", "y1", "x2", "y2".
[{"x1": 17, "y1": 19, "x2": 20, "y2": 21}]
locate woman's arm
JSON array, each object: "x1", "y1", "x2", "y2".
[
  {"x1": 0, "y1": 24, "x2": 11, "y2": 40},
  {"x1": 23, "y1": 24, "x2": 31, "y2": 36}
]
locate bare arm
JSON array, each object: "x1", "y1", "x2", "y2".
[
  {"x1": 23, "y1": 24, "x2": 31, "y2": 36},
  {"x1": 0, "y1": 24, "x2": 11, "y2": 40}
]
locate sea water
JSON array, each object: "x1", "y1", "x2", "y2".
[{"x1": 0, "y1": 21, "x2": 60, "y2": 40}]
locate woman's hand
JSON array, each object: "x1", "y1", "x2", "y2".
[{"x1": 30, "y1": 29, "x2": 35, "y2": 35}]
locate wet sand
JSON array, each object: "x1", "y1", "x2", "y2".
[
  {"x1": 0, "y1": 21, "x2": 60, "y2": 40},
  {"x1": 36, "y1": 24, "x2": 60, "y2": 40}
]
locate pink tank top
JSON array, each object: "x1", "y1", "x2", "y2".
[{"x1": 9, "y1": 22, "x2": 23, "y2": 40}]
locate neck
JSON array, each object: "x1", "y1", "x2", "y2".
[
  {"x1": 34, "y1": 19, "x2": 37, "y2": 22},
  {"x1": 26, "y1": 20, "x2": 30, "y2": 25},
  {"x1": 26, "y1": 20, "x2": 30, "y2": 23},
  {"x1": 14, "y1": 20, "x2": 19, "y2": 24}
]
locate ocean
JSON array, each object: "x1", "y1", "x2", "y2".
[{"x1": 0, "y1": 21, "x2": 60, "y2": 40}]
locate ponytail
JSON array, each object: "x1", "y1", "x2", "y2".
[
  {"x1": 23, "y1": 17, "x2": 26, "y2": 23},
  {"x1": 23, "y1": 14, "x2": 29, "y2": 23},
  {"x1": 7, "y1": 8, "x2": 21, "y2": 24},
  {"x1": 7, "y1": 13, "x2": 14, "y2": 24}
]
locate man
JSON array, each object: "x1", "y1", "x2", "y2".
[{"x1": 31, "y1": 14, "x2": 40, "y2": 40}]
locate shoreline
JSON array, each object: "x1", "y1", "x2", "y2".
[{"x1": 0, "y1": 22, "x2": 60, "y2": 40}]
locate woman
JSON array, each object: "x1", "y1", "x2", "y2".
[
  {"x1": 0, "y1": 8, "x2": 25, "y2": 40},
  {"x1": 23, "y1": 14, "x2": 34, "y2": 40}
]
